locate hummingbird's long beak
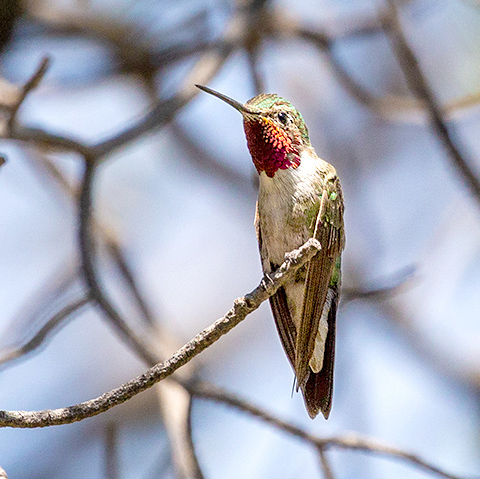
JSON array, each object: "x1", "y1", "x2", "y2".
[{"x1": 196, "y1": 84, "x2": 258, "y2": 118}]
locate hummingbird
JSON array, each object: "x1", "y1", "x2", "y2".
[{"x1": 196, "y1": 85, "x2": 345, "y2": 419}]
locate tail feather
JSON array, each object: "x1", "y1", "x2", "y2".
[
  {"x1": 270, "y1": 283, "x2": 339, "y2": 419},
  {"x1": 301, "y1": 286, "x2": 338, "y2": 419}
]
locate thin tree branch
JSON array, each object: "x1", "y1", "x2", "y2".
[
  {"x1": 78, "y1": 160, "x2": 159, "y2": 366},
  {"x1": 105, "y1": 422, "x2": 119, "y2": 479},
  {"x1": 189, "y1": 382, "x2": 475, "y2": 479},
  {"x1": 383, "y1": 0, "x2": 480, "y2": 204},
  {"x1": 246, "y1": 46, "x2": 265, "y2": 95},
  {"x1": 157, "y1": 380, "x2": 205, "y2": 479},
  {"x1": 5, "y1": 16, "x2": 236, "y2": 160},
  {"x1": 325, "y1": 435, "x2": 474, "y2": 479},
  {"x1": 0, "y1": 262, "x2": 83, "y2": 370},
  {"x1": 342, "y1": 264, "x2": 415, "y2": 303},
  {"x1": 23, "y1": 102, "x2": 203, "y2": 479},
  {"x1": 169, "y1": 122, "x2": 256, "y2": 196},
  {"x1": 298, "y1": 26, "x2": 381, "y2": 109},
  {"x1": 7, "y1": 57, "x2": 50, "y2": 134},
  {"x1": 104, "y1": 239, "x2": 156, "y2": 328},
  {"x1": 0, "y1": 295, "x2": 91, "y2": 368},
  {"x1": 9, "y1": 126, "x2": 94, "y2": 157},
  {"x1": 0, "y1": 238, "x2": 321, "y2": 428},
  {"x1": 273, "y1": 9, "x2": 480, "y2": 123},
  {"x1": 25, "y1": 152, "x2": 205, "y2": 478},
  {"x1": 91, "y1": 24, "x2": 240, "y2": 158},
  {"x1": 318, "y1": 448, "x2": 335, "y2": 479}
]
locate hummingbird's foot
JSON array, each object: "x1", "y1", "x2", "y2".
[
  {"x1": 260, "y1": 274, "x2": 275, "y2": 291},
  {"x1": 284, "y1": 251, "x2": 296, "y2": 264}
]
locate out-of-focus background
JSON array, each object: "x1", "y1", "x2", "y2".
[{"x1": 0, "y1": 0, "x2": 480, "y2": 477}]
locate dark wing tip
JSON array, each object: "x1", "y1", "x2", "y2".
[{"x1": 303, "y1": 371, "x2": 333, "y2": 419}]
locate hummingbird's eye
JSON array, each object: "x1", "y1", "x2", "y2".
[{"x1": 278, "y1": 111, "x2": 289, "y2": 125}]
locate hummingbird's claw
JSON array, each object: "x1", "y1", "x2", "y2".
[{"x1": 261, "y1": 274, "x2": 275, "y2": 291}]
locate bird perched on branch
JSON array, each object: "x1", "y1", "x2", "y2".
[{"x1": 197, "y1": 85, "x2": 345, "y2": 419}]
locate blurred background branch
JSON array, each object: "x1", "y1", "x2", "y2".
[
  {"x1": 0, "y1": 0, "x2": 479, "y2": 478},
  {"x1": 384, "y1": 0, "x2": 480, "y2": 204},
  {"x1": 0, "y1": 237, "x2": 323, "y2": 427}
]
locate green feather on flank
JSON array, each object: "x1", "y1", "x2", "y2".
[
  {"x1": 306, "y1": 202, "x2": 320, "y2": 230},
  {"x1": 286, "y1": 199, "x2": 319, "y2": 231},
  {"x1": 330, "y1": 257, "x2": 342, "y2": 287}
]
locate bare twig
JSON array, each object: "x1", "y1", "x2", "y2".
[
  {"x1": 342, "y1": 264, "x2": 415, "y2": 303},
  {"x1": 91, "y1": 10, "x2": 245, "y2": 160},
  {"x1": 324, "y1": 434, "x2": 472, "y2": 479},
  {"x1": 274, "y1": 9, "x2": 480, "y2": 123},
  {"x1": 104, "y1": 239, "x2": 156, "y2": 327},
  {"x1": 384, "y1": 0, "x2": 480, "y2": 204},
  {"x1": 169, "y1": 122, "x2": 256, "y2": 196},
  {"x1": 318, "y1": 448, "x2": 335, "y2": 479},
  {"x1": 187, "y1": 379, "x2": 319, "y2": 440},
  {"x1": 7, "y1": 57, "x2": 50, "y2": 134},
  {"x1": 9, "y1": 126, "x2": 94, "y2": 157},
  {"x1": 5, "y1": 19, "x2": 235, "y2": 159},
  {"x1": 0, "y1": 295, "x2": 91, "y2": 368},
  {"x1": 105, "y1": 422, "x2": 119, "y2": 479},
  {"x1": 298, "y1": 26, "x2": 380, "y2": 109},
  {"x1": 189, "y1": 382, "x2": 474, "y2": 479},
  {"x1": 79, "y1": 159, "x2": 204, "y2": 479},
  {"x1": 246, "y1": 46, "x2": 265, "y2": 95},
  {"x1": 24, "y1": 134, "x2": 203, "y2": 479},
  {"x1": 157, "y1": 380, "x2": 205, "y2": 479},
  {"x1": 78, "y1": 160, "x2": 159, "y2": 366},
  {"x1": 0, "y1": 77, "x2": 20, "y2": 111},
  {"x1": 0, "y1": 262, "x2": 84, "y2": 369},
  {"x1": 0, "y1": 238, "x2": 321, "y2": 428}
]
